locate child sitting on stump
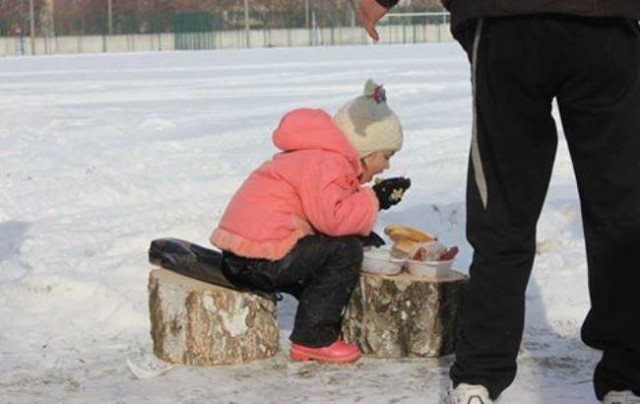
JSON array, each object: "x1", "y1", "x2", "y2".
[{"x1": 210, "y1": 79, "x2": 411, "y2": 363}]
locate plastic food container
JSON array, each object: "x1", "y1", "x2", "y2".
[
  {"x1": 405, "y1": 259, "x2": 454, "y2": 277},
  {"x1": 362, "y1": 248, "x2": 404, "y2": 276}
]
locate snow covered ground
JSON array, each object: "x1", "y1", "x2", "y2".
[{"x1": 0, "y1": 44, "x2": 599, "y2": 403}]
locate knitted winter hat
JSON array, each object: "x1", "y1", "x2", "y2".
[{"x1": 334, "y1": 79, "x2": 403, "y2": 158}]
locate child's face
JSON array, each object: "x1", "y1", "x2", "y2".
[{"x1": 361, "y1": 151, "x2": 393, "y2": 183}]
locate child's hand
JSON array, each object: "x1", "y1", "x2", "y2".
[
  {"x1": 372, "y1": 177, "x2": 411, "y2": 210},
  {"x1": 359, "y1": 231, "x2": 386, "y2": 248}
]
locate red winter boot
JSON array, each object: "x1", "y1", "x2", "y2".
[{"x1": 289, "y1": 339, "x2": 361, "y2": 364}]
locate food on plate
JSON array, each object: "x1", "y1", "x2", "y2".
[
  {"x1": 384, "y1": 224, "x2": 436, "y2": 243},
  {"x1": 409, "y1": 243, "x2": 460, "y2": 262},
  {"x1": 384, "y1": 224, "x2": 459, "y2": 262},
  {"x1": 408, "y1": 241, "x2": 445, "y2": 261},
  {"x1": 409, "y1": 246, "x2": 427, "y2": 261},
  {"x1": 409, "y1": 245, "x2": 429, "y2": 261},
  {"x1": 384, "y1": 224, "x2": 437, "y2": 258},
  {"x1": 390, "y1": 239, "x2": 415, "y2": 258},
  {"x1": 439, "y1": 246, "x2": 459, "y2": 261}
]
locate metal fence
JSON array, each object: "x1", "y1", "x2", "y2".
[{"x1": 0, "y1": 2, "x2": 452, "y2": 56}]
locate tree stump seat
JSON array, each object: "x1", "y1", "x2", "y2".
[
  {"x1": 342, "y1": 270, "x2": 468, "y2": 358},
  {"x1": 148, "y1": 268, "x2": 279, "y2": 366}
]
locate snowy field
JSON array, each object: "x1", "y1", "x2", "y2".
[{"x1": 0, "y1": 44, "x2": 599, "y2": 403}]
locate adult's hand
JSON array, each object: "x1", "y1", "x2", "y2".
[{"x1": 357, "y1": 0, "x2": 389, "y2": 42}]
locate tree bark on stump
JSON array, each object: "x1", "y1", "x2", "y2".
[
  {"x1": 148, "y1": 268, "x2": 279, "y2": 366},
  {"x1": 342, "y1": 270, "x2": 467, "y2": 358}
]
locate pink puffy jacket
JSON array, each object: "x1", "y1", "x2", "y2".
[{"x1": 210, "y1": 108, "x2": 379, "y2": 260}]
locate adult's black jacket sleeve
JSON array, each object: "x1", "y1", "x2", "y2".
[{"x1": 448, "y1": 1, "x2": 640, "y2": 34}]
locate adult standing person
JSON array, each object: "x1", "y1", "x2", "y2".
[{"x1": 357, "y1": 0, "x2": 640, "y2": 403}]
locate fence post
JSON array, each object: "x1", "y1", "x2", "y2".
[
  {"x1": 29, "y1": 0, "x2": 36, "y2": 55},
  {"x1": 108, "y1": 0, "x2": 113, "y2": 35},
  {"x1": 311, "y1": 11, "x2": 317, "y2": 46},
  {"x1": 244, "y1": 0, "x2": 250, "y2": 48},
  {"x1": 304, "y1": 0, "x2": 312, "y2": 45}
]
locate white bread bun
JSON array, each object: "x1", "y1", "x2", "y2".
[{"x1": 384, "y1": 224, "x2": 437, "y2": 243}]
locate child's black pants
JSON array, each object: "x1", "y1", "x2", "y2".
[{"x1": 222, "y1": 234, "x2": 362, "y2": 348}]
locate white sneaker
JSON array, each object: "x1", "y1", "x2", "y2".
[
  {"x1": 602, "y1": 390, "x2": 640, "y2": 404},
  {"x1": 443, "y1": 383, "x2": 493, "y2": 404}
]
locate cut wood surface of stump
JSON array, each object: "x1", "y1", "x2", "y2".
[
  {"x1": 148, "y1": 268, "x2": 279, "y2": 366},
  {"x1": 342, "y1": 269, "x2": 467, "y2": 358}
]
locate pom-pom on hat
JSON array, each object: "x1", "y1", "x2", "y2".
[{"x1": 334, "y1": 79, "x2": 403, "y2": 158}]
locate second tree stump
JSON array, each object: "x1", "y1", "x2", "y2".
[{"x1": 342, "y1": 270, "x2": 467, "y2": 358}]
